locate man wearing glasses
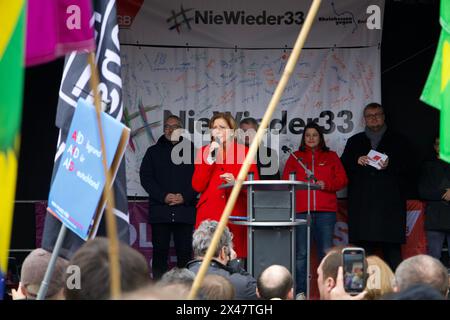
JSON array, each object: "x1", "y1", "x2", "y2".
[
  {"x1": 140, "y1": 115, "x2": 197, "y2": 279},
  {"x1": 341, "y1": 103, "x2": 408, "y2": 271}
]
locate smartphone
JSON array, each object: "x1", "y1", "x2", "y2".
[{"x1": 342, "y1": 247, "x2": 367, "y2": 294}]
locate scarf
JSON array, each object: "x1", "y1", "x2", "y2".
[{"x1": 365, "y1": 124, "x2": 387, "y2": 149}]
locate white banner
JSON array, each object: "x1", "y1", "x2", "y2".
[
  {"x1": 118, "y1": 0, "x2": 384, "y2": 48},
  {"x1": 122, "y1": 46, "x2": 381, "y2": 196}
]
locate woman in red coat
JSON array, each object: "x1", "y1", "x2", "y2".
[
  {"x1": 192, "y1": 113, "x2": 259, "y2": 258},
  {"x1": 282, "y1": 122, "x2": 348, "y2": 296}
]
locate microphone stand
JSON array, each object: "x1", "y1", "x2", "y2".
[
  {"x1": 285, "y1": 149, "x2": 317, "y2": 182},
  {"x1": 283, "y1": 147, "x2": 316, "y2": 299}
]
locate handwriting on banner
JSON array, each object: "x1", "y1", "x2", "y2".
[{"x1": 121, "y1": 46, "x2": 380, "y2": 196}]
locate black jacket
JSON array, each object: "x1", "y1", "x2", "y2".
[
  {"x1": 418, "y1": 158, "x2": 450, "y2": 231},
  {"x1": 186, "y1": 259, "x2": 257, "y2": 300},
  {"x1": 140, "y1": 135, "x2": 197, "y2": 224},
  {"x1": 341, "y1": 130, "x2": 408, "y2": 243}
]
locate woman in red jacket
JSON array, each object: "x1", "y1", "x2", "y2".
[
  {"x1": 192, "y1": 113, "x2": 259, "y2": 258},
  {"x1": 282, "y1": 122, "x2": 348, "y2": 296}
]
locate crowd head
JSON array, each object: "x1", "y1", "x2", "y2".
[
  {"x1": 199, "y1": 274, "x2": 235, "y2": 300},
  {"x1": 365, "y1": 255, "x2": 395, "y2": 300},
  {"x1": 192, "y1": 220, "x2": 234, "y2": 260},
  {"x1": 18, "y1": 248, "x2": 68, "y2": 300},
  {"x1": 64, "y1": 237, "x2": 150, "y2": 300},
  {"x1": 394, "y1": 254, "x2": 449, "y2": 298},
  {"x1": 256, "y1": 265, "x2": 294, "y2": 300}
]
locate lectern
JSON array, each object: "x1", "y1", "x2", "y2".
[{"x1": 221, "y1": 174, "x2": 320, "y2": 298}]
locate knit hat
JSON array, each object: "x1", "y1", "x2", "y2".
[{"x1": 20, "y1": 248, "x2": 68, "y2": 298}]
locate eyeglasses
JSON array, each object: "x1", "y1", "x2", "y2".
[
  {"x1": 164, "y1": 124, "x2": 181, "y2": 130},
  {"x1": 364, "y1": 112, "x2": 384, "y2": 119}
]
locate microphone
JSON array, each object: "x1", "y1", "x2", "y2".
[
  {"x1": 282, "y1": 145, "x2": 317, "y2": 182},
  {"x1": 281, "y1": 145, "x2": 290, "y2": 153},
  {"x1": 210, "y1": 137, "x2": 221, "y2": 162}
]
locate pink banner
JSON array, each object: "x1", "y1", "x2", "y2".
[{"x1": 26, "y1": 0, "x2": 95, "y2": 66}]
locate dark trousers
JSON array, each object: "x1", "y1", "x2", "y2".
[
  {"x1": 151, "y1": 223, "x2": 194, "y2": 279},
  {"x1": 355, "y1": 241, "x2": 402, "y2": 271},
  {"x1": 427, "y1": 230, "x2": 450, "y2": 260}
]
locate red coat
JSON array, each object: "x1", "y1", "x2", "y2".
[
  {"x1": 282, "y1": 147, "x2": 348, "y2": 213},
  {"x1": 192, "y1": 141, "x2": 259, "y2": 258}
]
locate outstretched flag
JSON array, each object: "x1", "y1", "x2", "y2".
[
  {"x1": 0, "y1": 1, "x2": 26, "y2": 299},
  {"x1": 421, "y1": 0, "x2": 450, "y2": 162},
  {"x1": 41, "y1": 0, "x2": 130, "y2": 259}
]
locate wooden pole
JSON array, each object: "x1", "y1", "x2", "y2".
[
  {"x1": 88, "y1": 53, "x2": 122, "y2": 299},
  {"x1": 188, "y1": 0, "x2": 322, "y2": 300}
]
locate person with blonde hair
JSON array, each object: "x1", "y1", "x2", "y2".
[
  {"x1": 365, "y1": 255, "x2": 395, "y2": 299},
  {"x1": 192, "y1": 113, "x2": 259, "y2": 259}
]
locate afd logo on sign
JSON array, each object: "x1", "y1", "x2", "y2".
[{"x1": 166, "y1": 5, "x2": 305, "y2": 33}]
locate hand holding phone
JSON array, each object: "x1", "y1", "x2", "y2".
[{"x1": 342, "y1": 247, "x2": 367, "y2": 295}]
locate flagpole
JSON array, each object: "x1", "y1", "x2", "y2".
[
  {"x1": 187, "y1": 0, "x2": 322, "y2": 300},
  {"x1": 36, "y1": 225, "x2": 67, "y2": 300},
  {"x1": 87, "y1": 53, "x2": 122, "y2": 299}
]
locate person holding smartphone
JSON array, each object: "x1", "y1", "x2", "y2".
[
  {"x1": 317, "y1": 248, "x2": 368, "y2": 300},
  {"x1": 192, "y1": 113, "x2": 259, "y2": 259},
  {"x1": 282, "y1": 122, "x2": 348, "y2": 297}
]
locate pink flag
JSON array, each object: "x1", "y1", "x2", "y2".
[{"x1": 26, "y1": 0, "x2": 95, "y2": 67}]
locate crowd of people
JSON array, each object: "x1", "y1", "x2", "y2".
[
  {"x1": 9, "y1": 102, "x2": 449, "y2": 300},
  {"x1": 11, "y1": 224, "x2": 450, "y2": 300}
]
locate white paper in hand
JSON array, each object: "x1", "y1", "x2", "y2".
[{"x1": 367, "y1": 150, "x2": 388, "y2": 170}]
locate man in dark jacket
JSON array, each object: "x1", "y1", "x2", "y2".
[
  {"x1": 418, "y1": 137, "x2": 450, "y2": 261},
  {"x1": 239, "y1": 117, "x2": 280, "y2": 180},
  {"x1": 341, "y1": 103, "x2": 408, "y2": 270},
  {"x1": 140, "y1": 115, "x2": 197, "y2": 279},
  {"x1": 186, "y1": 220, "x2": 257, "y2": 300}
]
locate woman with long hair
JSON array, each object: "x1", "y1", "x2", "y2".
[{"x1": 365, "y1": 255, "x2": 395, "y2": 300}]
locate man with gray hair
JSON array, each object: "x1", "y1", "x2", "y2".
[
  {"x1": 186, "y1": 220, "x2": 257, "y2": 299},
  {"x1": 394, "y1": 254, "x2": 449, "y2": 298},
  {"x1": 256, "y1": 265, "x2": 294, "y2": 300}
]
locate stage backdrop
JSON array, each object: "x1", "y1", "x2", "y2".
[{"x1": 117, "y1": 0, "x2": 384, "y2": 196}]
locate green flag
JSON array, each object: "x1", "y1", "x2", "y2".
[
  {"x1": 0, "y1": 1, "x2": 25, "y2": 298},
  {"x1": 420, "y1": 0, "x2": 450, "y2": 162}
]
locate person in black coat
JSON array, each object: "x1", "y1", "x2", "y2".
[
  {"x1": 418, "y1": 137, "x2": 450, "y2": 261},
  {"x1": 239, "y1": 117, "x2": 281, "y2": 180},
  {"x1": 341, "y1": 103, "x2": 408, "y2": 270},
  {"x1": 140, "y1": 115, "x2": 197, "y2": 279}
]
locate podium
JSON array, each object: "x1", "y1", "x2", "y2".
[{"x1": 221, "y1": 175, "x2": 320, "y2": 297}]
